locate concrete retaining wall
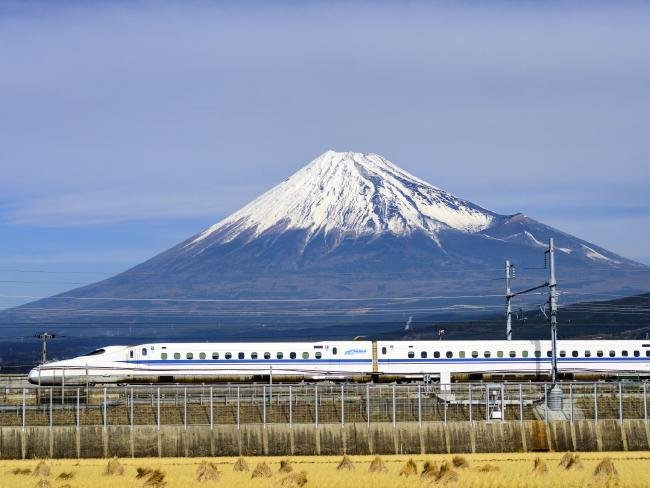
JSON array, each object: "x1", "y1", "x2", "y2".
[{"x1": 1, "y1": 420, "x2": 649, "y2": 459}]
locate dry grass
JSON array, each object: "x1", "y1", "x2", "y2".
[
  {"x1": 56, "y1": 472, "x2": 75, "y2": 480},
  {"x1": 233, "y1": 457, "x2": 249, "y2": 472},
  {"x1": 34, "y1": 479, "x2": 50, "y2": 488},
  {"x1": 451, "y1": 456, "x2": 469, "y2": 469},
  {"x1": 278, "y1": 471, "x2": 307, "y2": 488},
  {"x1": 368, "y1": 456, "x2": 388, "y2": 474},
  {"x1": 0, "y1": 453, "x2": 649, "y2": 488},
  {"x1": 103, "y1": 457, "x2": 124, "y2": 476},
  {"x1": 32, "y1": 461, "x2": 50, "y2": 477},
  {"x1": 136, "y1": 467, "x2": 154, "y2": 479},
  {"x1": 533, "y1": 457, "x2": 549, "y2": 475},
  {"x1": 420, "y1": 460, "x2": 438, "y2": 480},
  {"x1": 559, "y1": 453, "x2": 584, "y2": 471},
  {"x1": 279, "y1": 459, "x2": 293, "y2": 473},
  {"x1": 195, "y1": 460, "x2": 220, "y2": 482},
  {"x1": 251, "y1": 462, "x2": 273, "y2": 479},
  {"x1": 337, "y1": 456, "x2": 355, "y2": 471},
  {"x1": 399, "y1": 458, "x2": 418, "y2": 477}
]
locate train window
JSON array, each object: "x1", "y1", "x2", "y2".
[
  {"x1": 634, "y1": 350, "x2": 640, "y2": 357},
  {"x1": 621, "y1": 350, "x2": 628, "y2": 357},
  {"x1": 522, "y1": 351, "x2": 529, "y2": 358},
  {"x1": 142, "y1": 348, "x2": 147, "y2": 357},
  {"x1": 471, "y1": 351, "x2": 478, "y2": 358},
  {"x1": 609, "y1": 350, "x2": 615, "y2": 357},
  {"x1": 302, "y1": 352, "x2": 309, "y2": 359},
  {"x1": 315, "y1": 352, "x2": 322, "y2": 359},
  {"x1": 585, "y1": 351, "x2": 591, "y2": 357},
  {"x1": 199, "y1": 352, "x2": 206, "y2": 360},
  {"x1": 547, "y1": 351, "x2": 552, "y2": 358},
  {"x1": 277, "y1": 352, "x2": 284, "y2": 359},
  {"x1": 290, "y1": 352, "x2": 297, "y2": 359},
  {"x1": 484, "y1": 351, "x2": 491, "y2": 358},
  {"x1": 497, "y1": 351, "x2": 503, "y2": 358},
  {"x1": 572, "y1": 351, "x2": 578, "y2": 357},
  {"x1": 129, "y1": 350, "x2": 134, "y2": 359},
  {"x1": 186, "y1": 352, "x2": 193, "y2": 360},
  {"x1": 212, "y1": 352, "x2": 219, "y2": 360},
  {"x1": 225, "y1": 352, "x2": 232, "y2": 359},
  {"x1": 238, "y1": 352, "x2": 245, "y2": 359},
  {"x1": 509, "y1": 351, "x2": 516, "y2": 358},
  {"x1": 459, "y1": 351, "x2": 466, "y2": 358},
  {"x1": 559, "y1": 350, "x2": 566, "y2": 357},
  {"x1": 251, "y1": 352, "x2": 258, "y2": 359},
  {"x1": 332, "y1": 347, "x2": 337, "y2": 355},
  {"x1": 408, "y1": 351, "x2": 414, "y2": 359},
  {"x1": 646, "y1": 351, "x2": 650, "y2": 357},
  {"x1": 161, "y1": 353, "x2": 168, "y2": 360},
  {"x1": 421, "y1": 351, "x2": 427, "y2": 358},
  {"x1": 174, "y1": 353, "x2": 181, "y2": 359},
  {"x1": 434, "y1": 351, "x2": 440, "y2": 358},
  {"x1": 381, "y1": 347, "x2": 387, "y2": 355},
  {"x1": 85, "y1": 349, "x2": 106, "y2": 356},
  {"x1": 597, "y1": 350, "x2": 603, "y2": 357},
  {"x1": 534, "y1": 351, "x2": 541, "y2": 358},
  {"x1": 264, "y1": 352, "x2": 271, "y2": 359},
  {"x1": 446, "y1": 351, "x2": 453, "y2": 358}
]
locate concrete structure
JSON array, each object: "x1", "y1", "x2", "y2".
[{"x1": 2, "y1": 419, "x2": 650, "y2": 459}]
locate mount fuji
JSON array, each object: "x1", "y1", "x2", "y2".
[{"x1": 3, "y1": 150, "x2": 648, "y2": 336}]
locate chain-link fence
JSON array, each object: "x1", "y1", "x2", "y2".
[{"x1": 1, "y1": 382, "x2": 648, "y2": 429}]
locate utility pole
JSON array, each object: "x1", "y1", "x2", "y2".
[
  {"x1": 35, "y1": 332, "x2": 55, "y2": 364},
  {"x1": 547, "y1": 238, "x2": 558, "y2": 383},
  {"x1": 505, "y1": 260, "x2": 515, "y2": 340},
  {"x1": 546, "y1": 237, "x2": 563, "y2": 410}
]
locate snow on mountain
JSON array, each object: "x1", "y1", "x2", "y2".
[{"x1": 188, "y1": 150, "x2": 499, "y2": 249}]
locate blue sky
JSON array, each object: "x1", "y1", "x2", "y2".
[{"x1": 1, "y1": 1, "x2": 649, "y2": 309}]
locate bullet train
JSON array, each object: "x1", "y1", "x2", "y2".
[{"x1": 27, "y1": 339, "x2": 650, "y2": 385}]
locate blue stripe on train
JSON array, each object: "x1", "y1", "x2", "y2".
[{"x1": 119, "y1": 359, "x2": 372, "y2": 365}]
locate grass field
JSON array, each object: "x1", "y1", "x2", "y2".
[{"x1": 1, "y1": 452, "x2": 649, "y2": 487}]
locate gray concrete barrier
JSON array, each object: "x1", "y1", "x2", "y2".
[{"x1": 1, "y1": 419, "x2": 649, "y2": 459}]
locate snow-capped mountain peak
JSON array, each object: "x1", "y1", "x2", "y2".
[{"x1": 188, "y1": 150, "x2": 498, "y2": 248}]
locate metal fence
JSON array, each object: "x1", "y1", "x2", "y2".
[{"x1": 1, "y1": 382, "x2": 648, "y2": 430}]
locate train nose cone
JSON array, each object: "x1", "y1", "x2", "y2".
[{"x1": 28, "y1": 368, "x2": 40, "y2": 384}]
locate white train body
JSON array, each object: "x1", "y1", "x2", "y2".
[{"x1": 28, "y1": 339, "x2": 650, "y2": 385}]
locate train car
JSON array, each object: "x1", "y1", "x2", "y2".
[
  {"x1": 27, "y1": 341, "x2": 374, "y2": 385},
  {"x1": 27, "y1": 339, "x2": 650, "y2": 385}
]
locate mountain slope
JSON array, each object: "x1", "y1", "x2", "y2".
[{"x1": 2, "y1": 150, "x2": 648, "y2": 336}]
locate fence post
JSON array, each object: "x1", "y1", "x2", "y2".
[
  {"x1": 210, "y1": 387, "x2": 214, "y2": 430},
  {"x1": 544, "y1": 384, "x2": 548, "y2": 423},
  {"x1": 289, "y1": 385, "x2": 292, "y2": 428},
  {"x1": 236, "y1": 386, "x2": 240, "y2": 429},
  {"x1": 76, "y1": 388, "x2": 80, "y2": 430},
  {"x1": 130, "y1": 387, "x2": 134, "y2": 430},
  {"x1": 62, "y1": 371, "x2": 65, "y2": 404},
  {"x1": 341, "y1": 384, "x2": 345, "y2": 427},
  {"x1": 618, "y1": 382, "x2": 623, "y2": 423},
  {"x1": 418, "y1": 384, "x2": 422, "y2": 427},
  {"x1": 468, "y1": 384, "x2": 472, "y2": 422},
  {"x1": 315, "y1": 385, "x2": 319, "y2": 428},
  {"x1": 22, "y1": 388, "x2": 26, "y2": 431},
  {"x1": 594, "y1": 383, "x2": 598, "y2": 422},
  {"x1": 366, "y1": 383, "x2": 370, "y2": 429},
  {"x1": 184, "y1": 387, "x2": 188, "y2": 430},
  {"x1": 263, "y1": 385, "x2": 267, "y2": 428},
  {"x1": 103, "y1": 387, "x2": 107, "y2": 430},
  {"x1": 49, "y1": 387, "x2": 53, "y2": 429},
  {"x1": 643, "y1": 383, "x2": 648, "y2": 424},
  {"x1": 569, "y1": 383, "x2": 574, "y2": 424},
  {"x1": 518, "y1": 384, "x2": 523, "y2": 423},
  {"x1": 500, "y1": 383, "x2": 505, "y2": 422},
  {"x1": 156, "y1": 387, "x2": 160, "y2": 431},
  {"x1": 392, "y1": 384, "x2": 396, "y2": 428},
  {"x1": 444, "y1": 386, "x2": 448, "y2": 424},
  {"x1": 485, "y1": 384, "x2": 489, "y2": 421}
]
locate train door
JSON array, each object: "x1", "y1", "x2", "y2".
[{"x1": 329, "y1": 344, "x2": 340, "y2": 374}]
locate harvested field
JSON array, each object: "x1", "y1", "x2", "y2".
[{"x1": 0, "y1": 453, "x2": 649, "y2": 487}]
